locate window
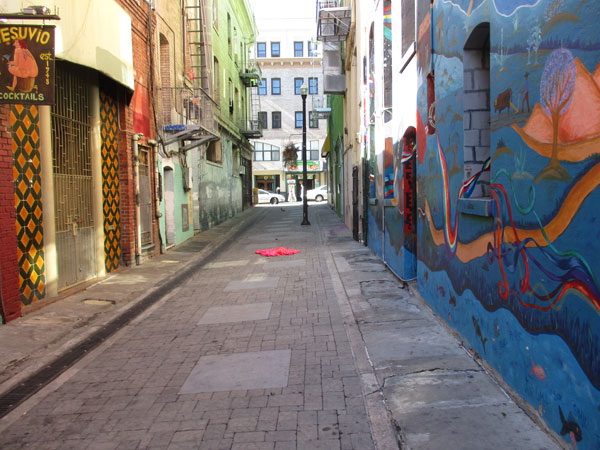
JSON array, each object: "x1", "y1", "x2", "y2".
[
  {"x1": 295, "y1": 111, "x2": 303, "y2": 128},
  {"x1": 213, "y1": 57, "x2": 220, "y2": 101},
  {"x1": 271, "y1": 42, "x2": 280, "y2": 57},
  {"x1": 272, "y1": 111, "x2": 281, "y2": 129},
  {"x1": 308, "y1": 77, "x2": 318, "y2": 95},
  {"x1": 234, "y1": 87, "x2": 239, "y2": 118},
  {"x1": 296, "y1": 141, "x2": 320, "y2": 161},
  {"x1": 271, "y1": 78, "x2": 281, "y2": 95},
  {"x1": 462, "y1": 23, "x2": 491, "y2": 200},
  {"x1": 253, "y1": 142, "x2": 280, "y2": 161},
  {"x1": 258, "y1": 111, "x2": 268, "y2": 129},
  {"x1": 294, "y1": 41, "x2": 303, "y2": 57},
  {"x1": 294, "y1": 77, "x2": 304, "y2": 95},
  {"x1": 309, "y1": 111, "x2": 318, "y2": 129},
  {"x1": 207, "y1": 140, "x2": 222, "y2": 163},
  {"x1": 308, "y1": 41, "x2": 317, "y2": 57},
  {"x1": 228, "y1": 78, "x2": 233, "y2": 115},
  {"x1": 227, "y1": 13, "x2": 232, "y2": 55},
  {"x1": 257, "y1": 42, "x2": 266, "y2": 57},
  {"x1": 258, "y1": 79, "x2": 267, "y2": 95},
  {"x1": 213, "y1": 0, "x2": 218, "y2": 29},
  {"x1": 308, "y1": 140, "x2": 320, "y2": 160}
]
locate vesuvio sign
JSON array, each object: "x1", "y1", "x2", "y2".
[{"x1": 0, "y1": 25, "x2": 55, "y2": 105}]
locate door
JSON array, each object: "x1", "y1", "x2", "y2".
[
  {"x1": 138, "y1": 146, "x2": 153, "y2": 247},
  {"x1": 164, "y1": 167, "x2": 175, "y2": 246},
  {"x1": 52, "y1": 65, "x2": 96, "y2": 290}
]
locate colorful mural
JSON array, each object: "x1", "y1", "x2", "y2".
[{"x1": 414, "y1": 0, "x2": 600, "y2": 448}]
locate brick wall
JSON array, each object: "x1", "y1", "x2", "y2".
[
  {"x1": 116, "y1": 0, "x2": 160, "y2": 265},
  {"x1": 0, "y1": 103, "x2": 20, "y2": 321},
  {"x1": 463, "y1": 47, "x2": 491, "y2": 197}
]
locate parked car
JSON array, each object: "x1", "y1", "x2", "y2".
[
  {"x1": 306, "y1": 185, "x2": 328, "y2": 202},
  {"x1": 257, "y1": 189, "x2": 286, "y2": 204}
]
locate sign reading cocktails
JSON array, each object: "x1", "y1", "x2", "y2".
[{"x1": 0, "y1": 25, "x2": 54, "y2": 104}]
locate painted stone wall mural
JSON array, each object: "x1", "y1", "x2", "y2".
[{"x1": 415, "y1": 0, "x2": 600, "y2": 447}]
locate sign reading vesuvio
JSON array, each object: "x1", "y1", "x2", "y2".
[{"x1": 0, "y1": 25, "x2": 54, "y2": 105}]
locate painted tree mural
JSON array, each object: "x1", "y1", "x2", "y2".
[{"x1": 537, "y1": 48, "x2": 576, "y2": 181}]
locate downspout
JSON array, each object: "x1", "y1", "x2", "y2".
[{"x1": 133, "y1": 133, "x2": 143, "y2": 265}]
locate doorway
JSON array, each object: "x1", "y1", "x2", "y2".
[
  {"x1": 51, "y1": 64, "x2": 96, "y2": 290},
  {"x1": 164, "y1": 167, "x2": 175, "y2": 246}
]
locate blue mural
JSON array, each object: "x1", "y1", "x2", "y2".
[{"x1": 415, "y1": 0, "x2": 600, "y2": 448}]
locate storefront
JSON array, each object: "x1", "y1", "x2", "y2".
[{"x1": 285, "y1": 160, "x2": 327, "y2": 199}]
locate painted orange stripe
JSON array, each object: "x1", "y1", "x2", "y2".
[{"x1": 425, "y1": 161, "x2": 600, "y2": 263}]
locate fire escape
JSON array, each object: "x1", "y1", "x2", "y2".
[
  {"x1": 240, "y1": 54, "x2": 263, "y2": 139},
  {"x1": 316, "y1": 0, "x2": 351, "y2": 95},
  {"x1": 162, "y1": 0, "x2": 219, "y2": 151}
]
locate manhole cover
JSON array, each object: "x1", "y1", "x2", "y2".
[{"x1": 82, "y1": 299, "x2": 115, "y2": 307}]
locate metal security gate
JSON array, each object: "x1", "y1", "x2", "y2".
[
  {"x1": 138, "y1": 146, "x2": 153, "y2": 246},
  {"x1": 52, "y1": 64, "x2": 96, "y2": 290}
]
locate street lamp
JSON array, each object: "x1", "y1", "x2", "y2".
[{"x1": 300, "y1": 83, "x2": 310, "y2": 226}]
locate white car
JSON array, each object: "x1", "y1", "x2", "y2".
[
  {"x1": 306, "y1": 185, "x2": 328, "y2": 202},
  {"x1": 257, "y1": 189, "x2": 286, "y2": 204}
]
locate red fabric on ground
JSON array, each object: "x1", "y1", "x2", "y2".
[{"x1": 255, "y1": 247, "x2": 301, "y2": 257}]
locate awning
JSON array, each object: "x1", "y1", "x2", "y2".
[{"x1": 321, "y1": 131, "x2": 331, "y2": 157}]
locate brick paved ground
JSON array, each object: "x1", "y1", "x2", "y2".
[
  {"x1": 0, "y1": 203, "x2": 561, "y2": 449},
  {"x1": 0, "y1": 205, "x2": 377, "y2": 450}
]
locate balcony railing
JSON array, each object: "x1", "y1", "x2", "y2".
[
  {"x1": 316, "y1": 0, "x2": 351, "y2": 42},
  {"x1": 240, "y1": 61, "x2": 262, "y2": 87},
  {"x1": 242, "y1": 119, "x2": 263, "y2": 139},
  {"x1": 312, "y1": 95, "x2": 331, "y2": 119}
]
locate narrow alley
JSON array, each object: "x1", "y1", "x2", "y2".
[{"x1": 0, "y1": 204, "x2": 560, "y2": 449}]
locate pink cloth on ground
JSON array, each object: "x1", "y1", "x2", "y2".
[{"x1": 255, "y1": 247, "x2": 301, "y2": 257}]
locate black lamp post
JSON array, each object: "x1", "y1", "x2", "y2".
[{"x1": 300, "y1": 83, "x2": 310, "y2": 226}]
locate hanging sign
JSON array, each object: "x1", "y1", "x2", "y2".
[{"x1": 0, "y1": 25, "x2": 55, "y2": 105}]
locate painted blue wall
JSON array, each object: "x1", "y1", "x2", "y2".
[{"x1": 415, "y1": 1, "x2": 600, "y2": 447}]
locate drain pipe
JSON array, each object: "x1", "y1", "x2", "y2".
[{"x1": 133, "y1": 133, "x2": 143, "y2": 265}]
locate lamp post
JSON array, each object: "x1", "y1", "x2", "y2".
[{"x1": 300, "y1": 83, "x2": 310, "y2": 225}]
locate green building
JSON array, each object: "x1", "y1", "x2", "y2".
[{"x1": 157, "y1": 0, "x2": 260, "y2": 248}]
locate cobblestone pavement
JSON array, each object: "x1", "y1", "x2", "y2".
[
  {"x1": 0, "y1": 203, "x2": 561, "y2": 450},
  {"x1": 0, "y1": 205, "x2": 380, "y2": 450}
]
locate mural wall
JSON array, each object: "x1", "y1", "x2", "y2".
[
  {"x1": 416, "y1": 0, "x2": 600, "y2": 448},
  {"x1": 365, "y1": 1, "x2": 418, "y2": 280}
]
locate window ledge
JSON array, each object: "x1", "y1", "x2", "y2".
[{"x1": 458, "y1": 197, "x2": 495, "y2": 217}]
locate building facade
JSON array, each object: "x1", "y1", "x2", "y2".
[
  {"x1": 251, "y1": 0, "x2": 328, "y2": 200},
  {"x1": 319, "y1": 0, "x2": 600, "y2": 447},
  {"x1": 156, "y1": 0, "x2": 258, "y2": 244},
  {"x1": 0, "y1": 0, "x2": 159, "y2": 320}
]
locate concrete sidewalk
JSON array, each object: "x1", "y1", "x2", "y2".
[{"x1": 0, "y1": 203, "x2": 562, "y2": 449}]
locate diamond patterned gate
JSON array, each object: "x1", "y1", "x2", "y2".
[
  {"x1": 11, "y1": 104, "x2": 45, "y2": 305},
  {"x1": 100, "y1": 91, "x2": 121, "y2": 272}
]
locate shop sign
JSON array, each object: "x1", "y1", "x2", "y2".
[
  {"x1": 286, "y1": 161, "x2": 321, "y2": 172},
  {"x1": 0, "y1": 25, "x2": 55, "y2": 105}
]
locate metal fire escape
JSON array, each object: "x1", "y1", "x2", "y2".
[
  {"x1": 240, "y1": 52, "x2": 263, "y2": 139},
  {"x1": 316, "y1": 0, "x2": 350, "y2": 95},
  {"x1": 316, "y1": 0, "x2": 351, "y2": 43},
  {"x1": 163, "y1": 0, "x2": 218, "y2": 152}
]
